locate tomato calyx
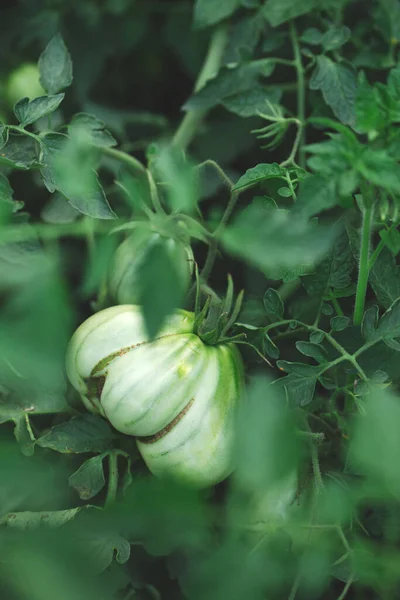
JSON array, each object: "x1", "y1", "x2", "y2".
[{"x1": 193, "y1": 274, "x2": 245, "y2": 346}]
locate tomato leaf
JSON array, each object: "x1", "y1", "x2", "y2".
[
  {"x1": 36, "y1": 414, "x2": 115, "y2": 454},
  {"x1": 38, "y1": 33, "x2": 73, "y2": 95},
  {"x1": 14, "y1": 94, "x2": 64, "y2": 127}
]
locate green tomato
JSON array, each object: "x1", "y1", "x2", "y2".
[
  {"x1": 66, "y1": 305, "x2": 244, "y2": 488},
  {"x1": 109, "y1": 229, "x2": 194, "y2": 305},
  {"x1": 6, "y1": 63, "x2": 45, "y2": 107}
]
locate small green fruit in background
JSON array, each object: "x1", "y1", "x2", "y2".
[
  {"x1": 109, "y1": 226, "x2": 194, "y2": 305},
  {"x1": 6, "y1": 63, "x2": 45, "y2": 107}
]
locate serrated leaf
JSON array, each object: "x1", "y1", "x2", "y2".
[
  {"x1": 263, "y1": 288, "x2": 284, "y2": 319},
  {"x1": 224, "y1": 14, "x2": 265, "y2": 63},
  {"x1": 69, "y1": 454, "x2": 106, "y2": 500},
  {"x1": 303, "y1": 230, "x2": 354, "y2": 302},
  {"x1": 295, "y1": 174, "x2": 338, "y2": 217},
  {"x1": 14, "y1": 94, "x2": 64, "y2": 127},
  {"x1": 309, "y1": 56, "x2": 357, "y2": 125},
  {"x1": 232, "y1": 163, "x2": 285, "y2": 191},
  {"x1": 361, "y1": 306, "x2": 379, "y2": 341},
  {"x1": 222, "y1": 86, "x2": 281, "y2": 117},
  {"x1": 41, "y1": 131, "x2": 116, "y2": 219},
  {"x1": 359, "y1": 148, "x2": 400, "y2": 194},
  {"x1": 184, "y1": 62, "x2": 276, "y2": 112},
  {"x1": 262, "y1": 0, "x2": 317, "y2": 27},
  {"x1": 0, "y1": 134, "x2": 41, "y2": 170},
  {"x1": 39, "y1": 33, "x2": 73, "y2": 94},
  {"x1": 36, "y1": 414, "x2": 115, "y2": 454},
  {"x1": 275, "y1": 361, "x2": 319, "y2": 407},
  {"x1": 370, "y1": 247, "x2": 400, "y2": 309},
  {"x1": 295, "y1": 341, "x2": 327, "y2": 363},
  {"x1": 194, "y1": 0, "x2": 241, "y2": 28},
  {"x1": 369, "y1": 297, "x2": 400, "y2": 344}
]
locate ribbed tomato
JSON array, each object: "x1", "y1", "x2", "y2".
[{"x1": 66, "y1": 305, "x2": 244, "y2": 488}]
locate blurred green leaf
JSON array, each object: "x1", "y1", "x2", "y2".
[
  {"x1": 37, "y1": 415, "x2": 115, "y2": 454},
  {"x1": 0, "y1": 506, "x2": 93, "y2": 530},
  {"x1": 350, "y1": 387, "x2": 400, "y2": 495},
  {"x1": 69, "y1": 113, "x2": 117, "y2": 148},
  {"x1": 223, "y1": 204, "x2": 337, "y2": 277},
  {"x1": 194, "y1": 0, "x2": 241, "y2": 28},
  {"x1": 262, "y1": 0, "x2": 317, "y2": 27},
  {"x1": 137, "y1": 237, "x2": 187, "y2": 339},
  {"x1": 41, "y1": 192, "x2": 80, "y2": 223},
  {"x1": 39, "y1": 33, "x2": 73, "y2": 94},
  {"x1": 321, "y1": 25, "x2": 351, "y2": 51}
]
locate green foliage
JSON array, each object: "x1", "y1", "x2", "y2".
[{"x1": 1, "y1": 1, "x2": 400, "y2": 598}]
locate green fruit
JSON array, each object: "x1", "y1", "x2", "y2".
[
  {"x1": 6, "y1": 63, "x2": 45, "y2": 107},
  {"x1": 109, "y1": 227, "x2": 194, "y2": 305},
  {"x1": 66, "y1": 305, "x2": 244, "y2": 488}
]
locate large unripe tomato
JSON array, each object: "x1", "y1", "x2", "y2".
[
  {"x1": 109, "y1": 229, "x2": 194, "y2": 305},
  {"x1": 66, "y1": 305, "x2": 244, "y2": 488},
  {"x1": 6, "y1": 63, "x2": 45, "y2": 107}
]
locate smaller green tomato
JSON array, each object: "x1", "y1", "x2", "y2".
[
  {"x1": 109, "y1": 228, "x2": 194, "y2": 305},
  {"x1": 6, "y1": 63, "x2": 45, "y2": 107}
]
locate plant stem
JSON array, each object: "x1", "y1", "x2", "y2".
[
  {"x1": 105, "y1": 451, "x2": 119, "y2": 508},
  {"x1": 331, "y1": 296, "x2": 344, "y2": 317},
  {"x1": 172, "y1": 24, "x2": 229, "y2": 150},
  {"x1": 354, "y1": 192, "x2": 374, "y2": 326},
  {"x1": 290, "y1": 22, "x2": 306, "y2": 169},
  {"x1": 103, "y1": 146, "x2": 146, "y2": 174}
]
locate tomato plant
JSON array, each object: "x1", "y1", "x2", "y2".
[{"x1": 1, "y1": 1, "x2": 400, "y2": 598}]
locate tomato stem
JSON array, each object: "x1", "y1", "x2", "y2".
[
  {"x1": 354, "y1": 184, "x2": 374, "y2": 326},
  {"x1": 172, "y1": 24, "x2": 229, "y2": 150}
]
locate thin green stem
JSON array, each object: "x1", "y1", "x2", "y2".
[
  {"x1": 280, "y1": 120, "x2": 303, "y2": 169},
  {"x1": 264, "y1": 319, "x2": 369, "y2": 381},
  {"x1": 195, "y1": 159, "x2": 234, "y2": 188},
  {"x1": 290, "y1": 22, "x2": 306, "y2": 169},
  {"x1": 368, "y1": 238, "x2": 385, "y2": 272},
  {"x1": 172, "y1": 25, "x2": 229, "y2": 150},
  {"x1": 354, "y1": 193, "x2": 374, "y2": 326},
  {"x1": 105, "y1": 451, "x2": 119, "y2": 508},
  {"x1": 8, "y1": 125, "x2": 42, "y2": 144},
  {"x1": 102, "y1": 146, "x2": 146, "y2": 174},
  {"x1": 331, "y1": 296, "x2": 344, "y2": 317}
]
